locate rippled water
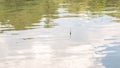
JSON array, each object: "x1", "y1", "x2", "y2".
[{"x1": 0, "y1": 0, "x2": 120, "y2": 68}]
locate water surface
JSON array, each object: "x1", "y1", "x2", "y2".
[{"x1": 0, "y1": 0, "x2": 120, "y2": 68}]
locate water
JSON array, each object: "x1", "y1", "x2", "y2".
[{"x1": 0, "y1": 0, "x2": 120, "y2": 68}]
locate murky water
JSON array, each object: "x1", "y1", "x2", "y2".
[{"x1": 0, "y1": 0, "x2": 120, "y2": 68}]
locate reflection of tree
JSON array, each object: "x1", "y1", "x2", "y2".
[
  {"x1": 88, "y1": 0, "x2": 107, "y2": 12},
  {"x1": 67, "y1": 0, "x2": 89, "y2": 13},
  {"x1": 0, "y1": 0, "x2": 120, "y2": 31},
  {"x1": 43, "y1": 0, "x2": 58, "y2": 28},
  {"x1": 0, "y1": 0, "x2": 58, "y2": 30},
  {"x1": 65, "y1": 0, "x2": 120, "y2": 19}
]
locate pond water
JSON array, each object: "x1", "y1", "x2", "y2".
[{"x1": 0, "y1": 0, "x2": 120, "y2": 68}]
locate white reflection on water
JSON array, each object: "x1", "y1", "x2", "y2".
[{"x1": 0, "y1": 14, "x2": 120, "y2": 68}]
